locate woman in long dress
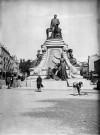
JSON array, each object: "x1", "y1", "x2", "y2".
[{"x1": 54, "y1": 53, "x2": 68, "y2": 81}]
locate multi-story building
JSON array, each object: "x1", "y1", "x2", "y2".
[
  {"x1": 88, "y1": 54, "x2": 100, "y2": 72},
  {"x1": 0, "y1": 43, "x2": 19, "y2": 78},
  {"x1": 94, "y1": 59, "x2": 100, "y2": 76},
  {"x1": 94, "y1": 59, "x2": 100, "y2": 89}
]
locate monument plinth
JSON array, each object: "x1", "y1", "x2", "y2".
[{"x1": 41, "y1": 38, "x2": 68, "y2": 69}]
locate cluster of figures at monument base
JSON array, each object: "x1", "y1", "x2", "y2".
[{"x1": 46, "y1": 53, "x2": 69, "y2": 81}]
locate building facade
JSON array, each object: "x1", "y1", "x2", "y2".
[
  {"x1": 89, "y1": 54, "x2": 100, "y2": 72},
  {"x1": 0, "y1": 43, "x2": 19, "y2": 78},
  {"x1": 94, "y1": 59, "x2": 100, "y2": 76}
]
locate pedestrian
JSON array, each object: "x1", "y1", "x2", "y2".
[
  {"x1": 10, "y1": 75, "x2": 14, "y2": 87},
  {"x1": 12, "y1": 76, "x2": 17, "y2": 88},
  {"x1": 7, "y1": 76, "x2": 11, "y2": 89},
  {"x1": 0, "y1": 79, "x2": 2, "y2": 89},
  {"x1": 36, "y1": 75, "x2": 43, "y2": 92},
  {"x1": 17, "y1": 75, "x2": 21, "y2": 87}
]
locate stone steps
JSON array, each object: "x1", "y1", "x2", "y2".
[
  {"x1": 20, "y1": 78, "x2": 93, "y2": 90},
  {"x1": 43, "y1": 39, "x2": 67, "y2": 46}
]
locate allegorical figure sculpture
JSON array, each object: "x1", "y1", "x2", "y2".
[
  {"x1": 46, "y1": 14, "x2": 62, "y2": 39},
  {"x1": 67, "y1": 49, "x2": 77, "y2": 65},
  {"x1": 54, "y1": 53, "x2": 68, "y2": 81}
]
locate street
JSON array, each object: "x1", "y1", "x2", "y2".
[{"x1": 0, "y1": 80, "x2": 100, "y2": 135}]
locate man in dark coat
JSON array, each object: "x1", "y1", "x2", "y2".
[
  {"x1": 50, "y1": 14, "x2": 60, "y2": 31},
  {"x1": 7, "y1": 76, "x2": 11, "y2": 89},
  {"x1": 36, "y1": 75, "x2": 43, "y2": 92}
]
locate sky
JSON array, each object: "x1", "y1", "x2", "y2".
[{"x1": 0, "y1": 0, "x2": 99, "y2": 62}]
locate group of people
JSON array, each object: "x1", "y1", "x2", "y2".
[{"x1": 6, "y1": 75, "x2": 22, "y2": 89}]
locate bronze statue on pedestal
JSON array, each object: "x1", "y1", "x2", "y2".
[{"x1": 46, "y1": 14, "x2": 62, "y2": 39}]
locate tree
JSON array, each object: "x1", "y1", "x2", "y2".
[{"x1": 19, "y1": 59, "x2": 32, "y2": 76}]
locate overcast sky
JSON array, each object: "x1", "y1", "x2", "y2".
[{"x1": 0, "y1": 0, "x2": 99, "y2": 62}]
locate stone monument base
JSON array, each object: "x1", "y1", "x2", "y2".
[{"x1": 30, "y1": 38, "x2": 78, "y2": 77}]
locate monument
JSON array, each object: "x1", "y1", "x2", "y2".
[{"x1": 30, "y1": 15, "x2": 78, "y2": 77}]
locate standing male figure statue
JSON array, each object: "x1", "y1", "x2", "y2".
[
  {"x1": 46, "y1": 14, "x2": 62, "y2": 39},
  {"x1": 50, "y1": 14, "x2": 60, "y2": 32}
]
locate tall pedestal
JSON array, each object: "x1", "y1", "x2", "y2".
[{"x1": 42, "y1": 39, "x2": 68, "y2": 68}]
